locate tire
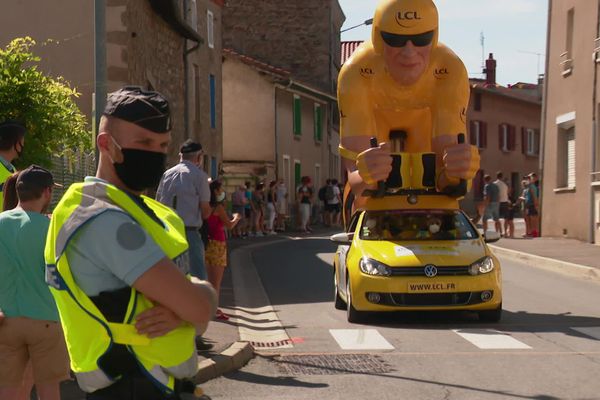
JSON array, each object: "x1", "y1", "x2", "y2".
[
  {"x1": 479, "y1": 303, "x2": 502, "y2": 322},
  {"x1": 334, "y1": 269, "x2": 346, "y2": 310},
  {"x1": 346, "y1": 275, "x2": 366, "y2": 323}
]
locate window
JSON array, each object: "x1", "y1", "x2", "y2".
[
  {"x1": 210, "y1": 156, "x2": 218, "y2": 180},
  {"x1": 207, "y1": 10, "x2": 214, "y2": 49},
  {"x1": 521, "y1": 127, "x2": 539, "y2": 156},
  {"x1": 498, "y1": 124, "x2": 516, "y2": 152},
  {"x1": 186, "y1": 0, "x2": 198, "y2": 32},
  {"x1": 294, "y1": 160, "x2": 301, "y2": 192},
  {"x1": 293, "y1": 95, "x2": 302, "y2": 136},
  {"x1": 469, "y1": 120, "x2": 487, "y2": 149},
  {"x1": 562, "y1": 8, "x2": 574, "y2": 76},
  {"x1": 557, "y1": 126, "x2": 576, "y2": 189},
  {"x1": 209, "y1": 74, "x2": 216, "y2": 129},
  {"x1": 193, "y1": 64, "x2": 200, "y2": 123},
  {"x1": 474, "y1": 92, "x2": 482, "y2": 112},
  {"x1": 314, "y1": 103, "x2": 323, "y2": 142}
]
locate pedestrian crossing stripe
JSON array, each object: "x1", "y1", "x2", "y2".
[
  {"x1": 453, "y1": 329, "x2": 532, "y2": 350},
  {"x1": 571, "y1": 327, "x2": 600, "y2": 341},
  {"x1": 329, "y1": 329, "x2": 395, "y2": 350}
]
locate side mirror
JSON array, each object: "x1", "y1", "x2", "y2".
[
  {"x1": 330, "y1": 232, "x2": 353, "y2": 244},
  {"x1": 484, "y1": 231, "x2": 501, "y2": 243}
]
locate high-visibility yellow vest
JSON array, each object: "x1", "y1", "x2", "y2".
[
  {"x1": 0, "y1": 158, "x2": 15, "y2": 211},
  {"x1": 44, "y1": 180, "x2": 197, "y2": 395}
]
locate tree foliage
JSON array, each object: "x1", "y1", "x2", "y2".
[{"x1": 0, "y1": 37, "x2": 91, "y2": 168}]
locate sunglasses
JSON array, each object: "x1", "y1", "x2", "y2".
[{"x1": 381, "y1": 30, "x2": 435, "y2": 48}]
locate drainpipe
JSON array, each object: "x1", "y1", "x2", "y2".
[
  {"x1": 274, "y1": 86, "x2": 279, "y2": 180},
  {"x1": 183, "y1": 39, "x2": 200, "y2": 140},
  {"x1": 590, "y1": 1, "x2": 600, "y2": 243},
  {"x1": 94, "y1": 0, "x2": 106, "y2": 165},
  {"x1": 538, "y1": 0, "x2": 552, "y2": 238}
]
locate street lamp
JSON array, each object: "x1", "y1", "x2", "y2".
[{"x1": 341, "y1": 18, "x2": 373, "y2": 33}]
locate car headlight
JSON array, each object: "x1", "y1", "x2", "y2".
[
  {"x1": 469, "y1": 256, "x2": 495, "y2": 275},
  {"x1": 359, "y1": 257, "x2": 391, "y2": 276}
]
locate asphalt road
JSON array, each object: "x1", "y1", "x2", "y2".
[{"x1": 202, "y1": 234, "x2": 600, "y2": 400}]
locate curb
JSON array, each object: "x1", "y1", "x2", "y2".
[
  {"x1": 489, "y1": 244, "x2": 600, "y2": 282},
  {"x1": 195, "y1": 341, "x2": 254, "y2": 383}
]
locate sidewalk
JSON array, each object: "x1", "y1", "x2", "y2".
[{"x1": 488, "y1": 219, "x2": 600, "y2": 281}]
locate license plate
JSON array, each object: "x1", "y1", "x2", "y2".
[{"x1": 407, "y1": 282, "x2": 457, "y2": 293}]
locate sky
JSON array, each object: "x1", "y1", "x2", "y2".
[{"x1": 339, "y1": 0, "x2": 548, "y2": 86}]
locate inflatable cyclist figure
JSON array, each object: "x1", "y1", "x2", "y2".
[{"x1": 338, "y1": 0, "x2": 480, "y2": 214}]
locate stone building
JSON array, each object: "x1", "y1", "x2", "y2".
[
  {"x1": 542, "y1": 0, "x2": 600, "y2": 242},
  {"x1": 0, "y1": 0, "x2": 223, "y2": 171},
  {"x1": 222, "y1": 0, "x2": 345, "y2": 184}
]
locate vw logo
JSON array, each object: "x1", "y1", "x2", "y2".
[{"x1": 424, "y1": 264, "x2": 438, "y2": 278}]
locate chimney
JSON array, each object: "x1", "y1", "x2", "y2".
[{"x1": 484, "y1": 53, "x2": 496, "y2": 85}]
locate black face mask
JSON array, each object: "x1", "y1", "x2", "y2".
[{"x1": 111, "y1": 138, "x2": 166, "y2": 191}]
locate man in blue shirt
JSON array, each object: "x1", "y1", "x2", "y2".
[{"x1": 0, "y1": 165, "x2": 69, "y2": 400}]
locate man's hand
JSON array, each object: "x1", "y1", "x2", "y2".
[
  {"x1": 135, "y1": 304, "x2": 183, "y2": 338},
  {"x1": 355, "y1": 142, "x2": 392, "y2": 185},
  {"x1": 434, "y1": 135, "x2": 480, "y2": 181}
]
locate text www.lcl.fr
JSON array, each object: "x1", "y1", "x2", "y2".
[{"x1": 409, "y1": 283, "x2": 456, "y2": 291}]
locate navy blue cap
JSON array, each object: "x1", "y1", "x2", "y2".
[{"x1": 103, "y1": 86, "x2": 171, "y2": 133}]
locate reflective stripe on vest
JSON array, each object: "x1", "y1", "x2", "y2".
[{"x1": 45, "y1": 181, "x2": 197, "y2": 394}]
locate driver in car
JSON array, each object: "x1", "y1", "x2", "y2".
[{"x1": 338, "y1": 0, "x2": 480, "y2": 208}]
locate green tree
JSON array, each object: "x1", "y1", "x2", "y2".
[{"x1": 0, "y1": 37, "x2": 91, "y2": 168}]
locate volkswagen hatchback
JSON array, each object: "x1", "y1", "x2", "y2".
[{"x1": 332, "y1": 208, "x2": 502, "y2": 323}]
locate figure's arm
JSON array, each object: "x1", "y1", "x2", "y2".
[
  {"x1": 338, "y1": 65, "x2": 391, "y2": 197},
  {"x1": 432, "y1": 56, "x2": 480, "y2": 191}
]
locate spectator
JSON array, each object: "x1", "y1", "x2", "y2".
[
  {"x1": 326, "y1": 178, "x2": 342, "y2": 227},
  {"x1": 0, "y1": 121, "x2": 25, "y2": 211},
  {"x1": 275, "y1": 178, "x2": 288, "y2": 232},
  {"x1": 518, "y1": 178, "x2": 532, "y2": 237},
  {"x1": 0, "y1": 166, "x2": 69, "y2": 400},
  {"x1": 265, "y1": 180, "x2": 278, "y2": 235},
  {"x1": 205, "y1": 180, "x2": 241, "y2": 321},
  {"x1": 251, "y1": 182, "x2": 266, "y2": 236},
  {"x1": 494, "y1": 172, "x2": 509, "y2": 237},
  {"x1": 156, "y1": 139, "x2": 211, "y2": 280},
  {"x1": 298, "y1": 176, "x2": 313, "y2": 233},
  {"x1": 231, "y1": 184, "x2": 247, "y2": 238},
  {"x1": 482, "y1": 174, "x2": 501, "y2": 234},
  {"x1": 318, "y1": 179, "x2": 331, "y2": 226},
  {"x1": 528, "y1": 172, "x2": 540, "y2": 237}
]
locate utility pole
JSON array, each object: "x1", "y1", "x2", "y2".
[{"x1": 94, "y1": 0, "x2": 106, "y2": 163}]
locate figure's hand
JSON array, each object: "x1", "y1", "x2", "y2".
[
  {"x1": 135, "y1": 304, "x2": 183, "y2": 338},
  {"x1": 355, "y1": 142, "x2": 392, "y2": 185},
  {"x1": 0, "y1": 309, "x2": 5, "y2": 326},
  {"x1": 442, "y1": 141, "x2": 480, "y2": 180}
]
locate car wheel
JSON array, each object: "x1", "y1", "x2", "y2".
[
  {"x1": 334, "y1": 269, "x2": 346, "y2": 310},
  {"x1": 479, "y1": 303, "x2": 502, "y2": 322},
  {"x1": 346, "y1": 275, "x2": 366, "y2": 323}
]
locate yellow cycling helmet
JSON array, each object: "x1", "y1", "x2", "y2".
[{"x1": 371, "y1": 0, "x2": 439, "y2": 55}]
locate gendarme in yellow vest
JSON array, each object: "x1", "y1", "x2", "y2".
[
  {"x1": 0, "y1": 157, "x2": 15, "y2": 210},
  {"x1": 44, "y1": 180, "x2": 197, "y2": 395}
]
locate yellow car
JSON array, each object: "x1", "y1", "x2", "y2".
[{"x1": 332, "y1": 204, "x2": 502, "y2": 323}]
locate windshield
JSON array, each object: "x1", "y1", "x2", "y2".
[{"x1": 359, "y1": 210, "x2": 478, "y2": 241}]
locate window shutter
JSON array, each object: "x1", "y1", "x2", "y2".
[
  {"x1": 498, "y1": 124, "x2": 503, "y2": 150},
  {"x1": 314, "y1": 104, "x2": 322, "y2": 142},
  {"x1": 535, "y1": 129, "x2": 541, "y2": 155},
  {"x1": 521, "y1": 127, "x2": 526, "y2": 154},
  {"x1": 481, "y1": 122, "x2": 488, "y2": 148},
  {"x1": 469, "y1": 121, "x2": 476, "y2": 145},
  {"x1": 293, "y1": 95, "x2": 302, "y2": 136},
  {"x1": 509, "y1": 126, "x2": 516, "y2": 151}
]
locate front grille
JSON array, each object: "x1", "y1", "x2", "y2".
[
  {"x1": 367, "y1": 291, "x2": 492, "y2": 307},
  {"x1": 390, "y1": 266, "x2": 470, "y2": 276}
]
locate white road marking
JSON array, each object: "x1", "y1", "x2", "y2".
[
  {"x1": 228, "y1": 306, "x2": 293, "y2": 349},
  {"x1": 329, "y1": 329, "x2": 395, "y2": 350},
  {"x1": 572, "y1": 327, "x2": 600, "y2": 340},
  {"x1": 453, "y1": 329, "x2": 532, "y2": 349}
]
